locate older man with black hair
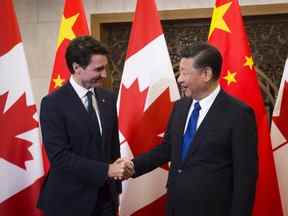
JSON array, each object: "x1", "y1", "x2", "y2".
[{"x1": 129, "y1": 42, "x2": 258, "y2": 216}]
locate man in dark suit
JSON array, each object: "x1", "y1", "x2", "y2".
[
  {"x1": 38, "y1": 36, "x2": 133, "y2": 216},
  {"x1": 129, "y1": 42, "x2": 258, "y2": 216}
]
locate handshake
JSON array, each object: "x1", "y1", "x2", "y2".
[{"x1": 108, "y1": 158, "x2": 135, "y2": 180}]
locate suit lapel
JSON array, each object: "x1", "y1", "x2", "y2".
[
  {"x1": 65, "y1": 83, "x2": 95, "y2": 134},
  {"x1": 94, "y1": 89, "x2": 106, "y2": 135},
  {"x1": 183, "y1": 90, "x2": 226, "y2": 165},
  {"x1": 175, "y1": 97, "x2": 192, "y2": 166},
  {"x1": 94, "y1": 88, "x2": 110, "y2": 154}
]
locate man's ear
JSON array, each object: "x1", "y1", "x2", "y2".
[
  {"x1": 72, "y1": 62, "x2": 81, "y2": 74},
  {"x1": 203, "y1": 66, "x2": 213, "y2": 82}
]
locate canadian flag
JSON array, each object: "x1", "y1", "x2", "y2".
[
  {"x1": 117, "y1": 0, "x2": 180, "y2": 215},
  {"x1": 0, "y1": 0, "x2": 45, "y2": 215},
  {"x1": 271, "y1": 58, "x2": 288, "y2": 216}
]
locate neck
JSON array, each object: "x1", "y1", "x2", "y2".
[
  {"x1": 194, "y1": 81, "x2": 218, "y2": 101},
  {"x1": 72, "y1": 75, "x2": 90, "y2": 90}
]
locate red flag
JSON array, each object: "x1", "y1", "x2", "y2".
[
  {"x1": 271, "y1": 59, "x2": 288, "y2": 216},
  {"x1": 117, "y1": 0, "x2": 180, "y2": 215},
  {"x1": 48, "y1": 0, "x2": 89, "y2": 93},
  {"x1": 208, "y1": 0, "x2": 283, "y2": 215},
  {"x1": 0, "y1": 0, "x2": 45, "y2": 215}
]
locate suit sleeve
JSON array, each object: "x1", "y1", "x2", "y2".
[
  {"x1": 230, "y1": 106, "x2": 258, "y2": 216},
  {"x1": 132, "y1": 105, "x2": 176, "y2": 177},
  {"x1": 110, "y1": 94, "x2": 121, "y2": 163},
  {"x1": 110, "y1": 94, "x2": 122, "y2": 194},
  {"x1": 40, "y1": 96, "x2": 108, "y2": 187}
]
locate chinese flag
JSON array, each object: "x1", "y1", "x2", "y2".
[
  {"x1": 0, "y1": 0, "x2": 45, "y2": 215},
  {"x1": 117, "y1": 0, "x2": 180, "y2": 215},
  {"x1": 48, "y1": 0, "x2": 89, "y2": 92},
  {"x1": 208, "y1": 0, "x2": 283, "y2": 215},
  {"x1": 271, "y1": 59, "x2": 288, "y2": 216}
]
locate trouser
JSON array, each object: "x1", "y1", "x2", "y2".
[{"x1": 91, "y1": 182, "x2": 117, "y2": 216}]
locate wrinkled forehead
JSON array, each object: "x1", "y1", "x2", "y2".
[
  {"x1": 89, "y1": 54, "x2": 108, "y2": 63},
  {"x1": 179, "y1": 57, "x2": 198, "y2": 69},
  {"x1": 87, "y1": 54, "x2": 108, "y2": 67}
]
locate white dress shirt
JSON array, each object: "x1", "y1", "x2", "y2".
[
  {"x1": 69, "y1": 76, "x2": 102, "y2": 134},
  {"x1": 184, "y1": 85, "x2": 221, "y2": 133}
]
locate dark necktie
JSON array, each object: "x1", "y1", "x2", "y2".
[
  {"x1": 181, "y1": 102, "x2": 201, "y2": 161},
  {"x1": 86, "y1": 91, "x2": 101, "y2": 136}
]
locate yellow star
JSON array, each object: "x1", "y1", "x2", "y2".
[
  {"x1": 223, "y1": 70, "x2": 237, "y2": 86},
  {"x1": 208, "y1": 1, "x2": 232, "y2": 39},
  {"x1": 56, "y1": 13, "x2": 79, "y2": 48},
  {"x1": 244, "y1": 56, "x2": 254, "y2": 70},
  {"x1": 53, "y1": 74, "x2": 65, "y2": 88}
]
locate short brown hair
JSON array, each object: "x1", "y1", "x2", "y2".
[{"x1": 65, "y1": 36, "x2": 109, "y2": 74}]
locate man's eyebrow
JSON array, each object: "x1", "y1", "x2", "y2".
[{"x1": 95, "y1": 65, "x2": 105, "y2": 71}]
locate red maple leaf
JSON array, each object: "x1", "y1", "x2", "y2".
[
  {"x1": 118, "y1": 79, "x2": 174, "y2": 170},
  {"x1": 273, "y1": 81, "x2": 288, "y2": 147},
  {"x1": 119, "y1": 79, "x2": 148, "y2": 146},
  {"x1": 0, "y1": 92, "x2": 38, "y2": 169},
  {"x1": 130, "y1": 87, "x2": 173, "y2": 156}
]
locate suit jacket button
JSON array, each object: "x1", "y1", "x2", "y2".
[{"x1": 177, "y1": 169, "x2": 182, "y2": 174}]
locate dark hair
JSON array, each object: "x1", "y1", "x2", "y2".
[
  {"x1": 65, "y1": 36, "x2": 109, "y2": 74},
  {"x1": 181, "y1": 42, "x2": 222, "y2": 80}
]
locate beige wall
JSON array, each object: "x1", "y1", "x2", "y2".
[
  {"x1": 92, "y1": 0, "x2": 288, "y2": 12},
  {"x1": 14, "y1": 0, "x2": 288, "y2": 108}
]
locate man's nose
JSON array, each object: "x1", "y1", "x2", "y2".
[
  {"x1": 177, "y1": 74, "x2": 183, "y2": 83},
  {"x1": 100, "y1": 70, "x2": 107, "y2": 79}
]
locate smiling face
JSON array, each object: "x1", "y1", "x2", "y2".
[
  {"x1": 73, "y1": 54, "x2": 108, "y2": 89},
  {"x1": 177, "y1": 57, "x2": 213, "y2": 100}
]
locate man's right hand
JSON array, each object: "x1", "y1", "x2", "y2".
[{"x1": 108, "y1": 158, "x2": 134, "y2": 180}]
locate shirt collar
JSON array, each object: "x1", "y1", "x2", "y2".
[
  {"x1": 193, "y1": 85, "x2": 220, "y2": 110},
  {"x1": 69, "y1": 76, "x2": 94, "y2": 99}
]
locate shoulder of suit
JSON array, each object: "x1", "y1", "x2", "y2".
[
  {"x1": 220, "y1": 90, "x2": 253, "y2": 113},
  {"x1": 41, "y1": 83, "x2": 70, "y2": 104}
]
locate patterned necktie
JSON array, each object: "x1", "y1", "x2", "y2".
[
  {"x1": 86, "y1": 91, "x2": 101, "y2": 135},
  {"x1": 181, "y1": 102, "x2": 201, "y2": 161}
]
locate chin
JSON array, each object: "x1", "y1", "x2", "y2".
[
  {"x1": 183, "y1": 91, "x2": 192, "y2": 98},
  {"x1": 95, "y1": 82, "x2": 103, "y2": 87}
]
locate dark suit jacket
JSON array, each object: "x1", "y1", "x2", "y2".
[
  {"x1": 133, "y1": 89, "x2": 258, "y2": 216},
  {"x1": 37, "y1": 82, "x2": 121, "y2": 216}
]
